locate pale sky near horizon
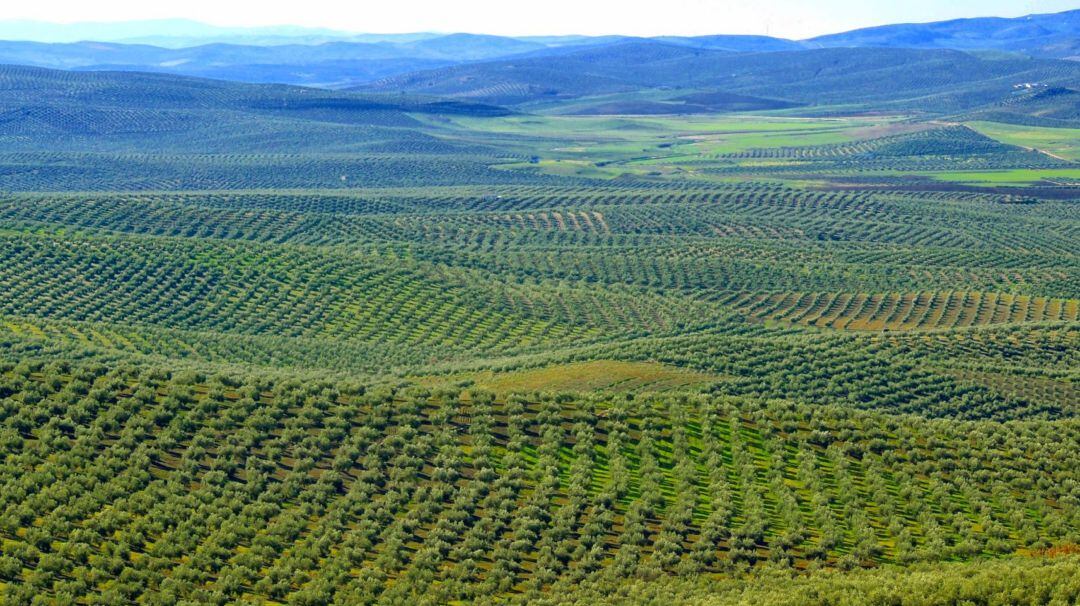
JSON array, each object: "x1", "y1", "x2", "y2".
[{"x1": 3, "y1": 0, "x2": 1079, "y2": 38}]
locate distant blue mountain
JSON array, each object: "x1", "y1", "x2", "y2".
[
  {"x1": 358, "y1": 41, "x2": 1080, "y2": 114},
  {"x1": 0, "y1": 31, "x2": 808, "y2": 88},
  {"x1": 0, "y1": 35, "x2": 571, "y2": 88},
  {"x1": 0, "y1": 19, "x2": 367, "y2": 46},
  {"x1": 0, "y1": 40, "x2": 448, "y2": 88},
  {"x1": 0, "y1": 9, "x2": 1075, "y2": 90},
  {"x1": 657, "y1": 35, "x2": 806, "y2": 53},
  {"x1": 808, "y1": 9, "x2": 1080, "y2": 59}
]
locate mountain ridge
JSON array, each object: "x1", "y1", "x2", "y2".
[
  {"x1": 356, "y1": 43, "x2": 1080, "y2": 114},
  {"x1": 808, "y1": 8, "x2": 1080, "y2": 59},
  {"x1": 0, "y1": 9, "x2": 1075, "y2": 88}
]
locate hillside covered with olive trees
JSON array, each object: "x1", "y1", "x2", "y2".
[{"x1": 0, "y1": 6, "x2": 1078, "y2": 604}]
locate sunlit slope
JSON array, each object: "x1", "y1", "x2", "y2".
[{"x1": 0, "y1": 363, "x2": 1077, "y2": 603}]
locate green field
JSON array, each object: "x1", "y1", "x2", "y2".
[
  {"x1": 417, "y1": 360, "x2": 725, "y2": 393},
  {"x1": 967, "y1": 121, "x2": 1080, "y2": 161},
  {"x1": 435, "y1": 113, "x2": 893, "y2": 161},
  {"x1": 928, "y1": 167, "x2": 1080, "y2": 185}
]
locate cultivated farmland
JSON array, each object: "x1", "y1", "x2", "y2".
[{"x1": 0, "y1": 40, "x2": 1077, "y2": 605}]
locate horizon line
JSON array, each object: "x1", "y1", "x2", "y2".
[{"x1": 0, "y1": 7, "x2": 1075, "y2": 43}]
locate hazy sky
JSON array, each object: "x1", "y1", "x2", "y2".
[{"x1": 3, "y1": 0, "x2": 1079, "y2": 38}]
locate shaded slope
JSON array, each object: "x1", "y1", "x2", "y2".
[
  {"x1": 359, "y1": 44, "x2": 1080, "y2": 110},
  {"x1": 0, "y1": 64, "x2": 511, "y2": 152},
  {"x1": 960, "y1": 86, "x2": 1080, "y2": 127},
  {"x1": 0, "y1": 34, "x2": 555, "y2": 87}
]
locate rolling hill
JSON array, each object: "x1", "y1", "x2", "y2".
[
  {"x1": 0, "y1": 40, "x2": 467, "y2": 88},
  {"x1": 358, "y1": 43, "x2": 1080, "y2": 113},
  {"x1": 0, "y1": 36, "x2": 554, "y2": 88},
  {"x1": 0, "y1": 18, "x2": 363, "y2": 46},
  {"x1": 0, "y1": 11, "x2": 1078, "y2": 606},
  {"x1": 809, "y1": 9, "x2": 1080, "y2": 59},
  {"x1": 0, "y1": 64, "x2": 512, "y2": 152},
  {"x1": 0, "y1": 9, "x2": 1075, "y2": 91},
  {"x1": 961, "y1": 85, "x2": 1080, "y2": 127},
  {"x1": 657, "y1": 34, "x2": 806, "y2": 52},
  {"x1": 0, "y1": 363, "x2": 1076, "y2": 604},
  {"x1": 0, "y1": 34, "x2": 808, "y2": 89}
]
